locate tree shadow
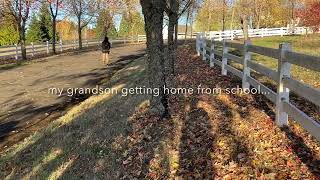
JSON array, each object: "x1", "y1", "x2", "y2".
[
  {"x1": 219, "y1": 74, "x2": 320, "y2": 177},
  {"x1": 0, "y1": 53, "x2": 145, "y2": 152},
  {"x1": 0, "y1": 57, "x2": 152, "y2": 179},
  {"x1": 178, "y1": 95, "x2": 215, "y2": 179}
]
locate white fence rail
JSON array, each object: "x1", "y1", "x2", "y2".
[
  {"x1": 196, "y1": 34, "x2": 320, "y2": 141},
  {"x1": 0, "y1": 36, "x2": 147, "y2": 61},
  {"x1": 202, "y1": 27, "x2": 311, "y2": 41}
]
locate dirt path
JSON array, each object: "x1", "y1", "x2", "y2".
[{"x1": 0, "y1": 44, "x2": 146, "y2": 151}]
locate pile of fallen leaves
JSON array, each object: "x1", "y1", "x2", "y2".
[{"x1": 118, "y1": 45, "x2": 320, "y2": 179}]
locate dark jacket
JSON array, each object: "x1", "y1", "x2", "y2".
[{"x1": 102, "y1": 39, "x2": 111, "y2": 53}]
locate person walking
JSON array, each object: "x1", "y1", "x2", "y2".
[{"x1": 101, "y1": 36, "x2": 111, "y2": 65}]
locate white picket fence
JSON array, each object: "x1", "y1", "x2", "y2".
[
  {"x1": 196, "y1": 34, "x2": 320, "y2": 141},
  {"x1": 0, "y1": 36, "x2": 147, "y2": 60},
  {"x1": 202, "y1": 27, "x2": 311, "y2": 41}
]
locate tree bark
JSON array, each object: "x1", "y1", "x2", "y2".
[
  {"x1": 52, "y1": 17, "x2": 57, "y2": 53},
  {"x1": 140, "y1": 0, "x2": 169, "y2": 117},
  {"x1": 174, "y1": 18, "x2": 178, "y2": 45},
  {"x1": 19, "y1": 20, "x2": 27, "y2": 60},
  {"x1": 184, "y1": 8, "x2": 190, "y2": 42},
  {"x1": 166, "y1": 0, "x2": 179, "y2": 76},
  {"x1": 241, "y1": 15, "x2": 249, "y2": 41},
  {"x1": 167, "y1": 13, "x2": 177, "y2": 75},
  {"x1": 77, "y1": 17, "x2": 83, "y2": 49}
]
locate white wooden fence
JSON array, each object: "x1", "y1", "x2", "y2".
[
  {"x1": 196, "y1": 34, "x2": 320, "y2": 141},
  {"x1": 0, "y1": 36, "x2": 147, "y2": 60},
  {"x1": 202, "y1": 27, "x2": 311, "y2": 41}
]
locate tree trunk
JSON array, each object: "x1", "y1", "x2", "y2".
[
  {"x1": 166, "y1": 0, "x2": 179, "y2": 76},
  {"x1": 77, "y1": 17, "x2": 82, "y2": 49},
  {"x1": 19, "y1": 21, "x2": 27, "y2": 60},
  {"x1": 166, "y1": 13, "x2": 176, "y2": 74},
  {"x1": 230, "y1": 6, "x2": 235, "y2": 30},
  {"x1": 222, "y1": 0, "x2": 226, "y2": 31},
  {"x1": 52, "y1": 17, "x2": 57, "y2": 54},
  {"x1": 189, "y1": 0, "x2": 195, "y2": 39},
  {"x1": 174, "y1": 17, "x2": 178, "y2": 47},
  {"x1": 184, "y1": 8, "x2": 190, "y2": 42},
  {"x1": 140, "y1": 0, "x2": 168, "y2": 117},
  {"x1": 241, "y1": 15, "x2": 249, "y2": 40}
]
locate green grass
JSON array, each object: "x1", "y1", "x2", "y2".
[{"x1": 250, "y1": 34, "x2": 320, "y2": 87}]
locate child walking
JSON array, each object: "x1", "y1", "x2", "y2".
[{"x1": 101, "y1": 36, "x2": 111, "y2": 65}]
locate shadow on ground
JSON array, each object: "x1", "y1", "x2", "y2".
[{"x1": 0, "y1": 52, "x2": 145, "y2": 151}]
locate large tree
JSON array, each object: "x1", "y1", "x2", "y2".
[{"x1": 140, "y1": 0, "x2": 169, "y2": 117}]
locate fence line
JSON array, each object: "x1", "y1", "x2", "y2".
[
  {"x1": 0, "y1": 36, "x2": 147, "y2": 61},
  {"x1": 196, "y1": 33, "x2": 320, "y2": 141},
  {"x1": 201, "y1": 27, "x2": 312, "y2": 41}
]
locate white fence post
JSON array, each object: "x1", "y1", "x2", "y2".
[
  {"x1": 60, "y1": 39, "x2": 63, "y2": 52},
  {"x1": 15, "y1": 44, "x2": 18, "y2": 60},
  {"x1": 242, "y1": 40, "x2": 252, "y2": 90},
  {"x1": 31, "y1": 42, "x2": 35, "y2": 57},
  {"x1": 231, "y1": 31, "x2": 234, "y2": 41},
  {"x1": 46, "y1": 41, "x2": 49, "y2": 54},
  {"x1": 73, "y1": 40, "x2": 76, "y2": 49},
  {"x1": 219, "y1": 32, "x2": 223, "y2": 41},
  {"x1": 196, "y1": 34, "x2": 201, "y2": 56},
  {"x1": 210, "y1": 38, "x2": 215, "y2": 67},
  {"x1": 202, "y1": 36, "x2": 207, "y2": 61},
  {"x1": 221, "y1": 40, "x2": 228, "y2": 75},
  {"x1": 86, "y1": 39, "x2": 89, "y2": 47},
  {"x1": 276, "y1": 43, "x2": 292, "y2": 126}
]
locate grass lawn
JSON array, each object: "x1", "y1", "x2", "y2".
[{"x1": 250, "y1": 34, "x2": 320, "y2": 88}]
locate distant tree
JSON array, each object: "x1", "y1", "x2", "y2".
[
  {"x1": 119, "y1": 11, "x2": 144, "y2": 38},
  {"x1": 118, "y1": 13, "x2": 130, "y2": 37},
  {"x1": 299, "y1": 1, "x2": 320, "y2": 31},
  {"x1": 129, "y1": 11, "x2": 145, "y2": 36},
  {"x1": 0, "y1": 19, "x2": 19, "y2": 46},
  {"x1": 95, "y1": 10, "x2": 118, "y2": 38},
  {"x1": 0, "y1": 0, "x2": 35, "y2": 60},
  {"x1": 48, "y1": 0, "x2": 63, "y2": 54},
  {"x1": 39, "y1": 2, "x2": 53, "y2": 42},
  {"x1": 56, "y1": 19, "x2": 77, "y2": 41},
  {"x1": 26, "y1": 14, "x2": 42, "y2": 43},
  {"x1": 26, "y1": 3, "x2": 53, "y2": 43},
  {"x1": 67, "y1": 0, "x2": 100, "y2": 49}
]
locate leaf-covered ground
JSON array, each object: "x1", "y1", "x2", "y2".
[
  {"x1": 0, "y1": 45, "x2": 319, "y2": 179},
  {"x1": 119, "y1": 45, "x2": 320, "y2": 179}
]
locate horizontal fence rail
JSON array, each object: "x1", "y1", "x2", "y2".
[
  {"x1": 202, "y1": 27, "x2": 313, "y2": 41},
  {"x1": 0, "y1": 35, "x2": 148, "y2": 61},
  {"x1": 196, "y1": 33, "x2": 320, "y2": 141}
]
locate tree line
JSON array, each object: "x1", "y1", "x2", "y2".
[
  {"x1": 0, "y1": 0, "x2": 145, "y2": 60},
  {"x1": 193, "y1": 0, "x2": 320, "y2": 38}
]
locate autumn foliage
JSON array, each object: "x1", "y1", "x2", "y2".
[{"x1": 298, "y1": 1, "x2": 320, "y2": 31}]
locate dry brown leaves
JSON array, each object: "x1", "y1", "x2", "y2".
[{"x1": 117, "y1": 45, "x2": 320, "y2": 179}]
